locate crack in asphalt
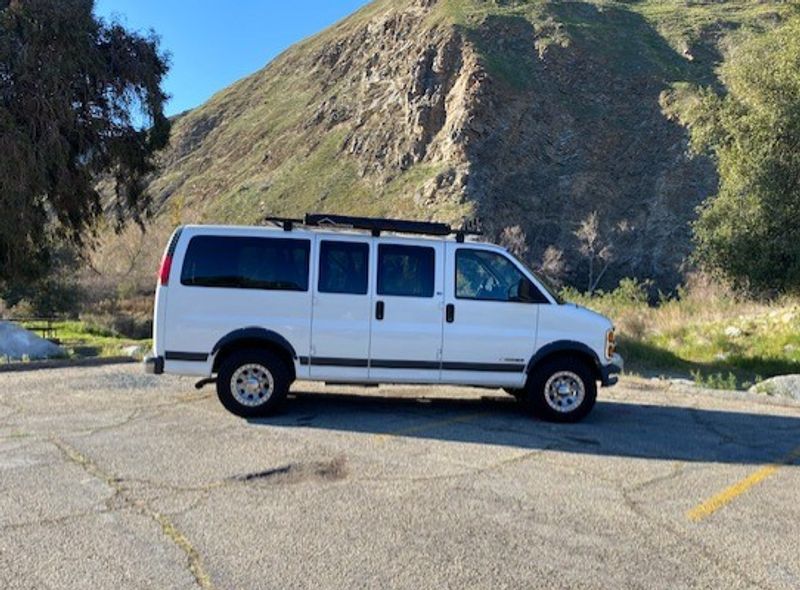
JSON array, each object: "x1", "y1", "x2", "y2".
[
  {"x1": 71, "y1": 408, "x2": 146, "y2": 437},
  {"x1": 616, "y1": 402, "x2": 795, "y2": 589},
  {"x1": 510, "y1": 432, "x2": 776, "y2": 590},
  {"x1": 688, "y1": 406, "x2": 749, "y2": 447},
  {"x1": 686, "y1": 404, "x2": 800, "y2": 466},
  {"x1": 72, "y1": 394, "x2": 213, "y2": 438},
  {"x1": 0, "y1": 432, "x2": 35, "y2": 444},
  {"x1": 0, "y1": 508, "x2": 125, "y2": 532},
  {"x1": 0, "y1": 391, "x2": 212, "y2": 440},
  {"x1": 619, "y1": 460, "x2": 771, "y2": 588},
  {"x1": 49, "y1": 436, "x2": 214, "y2": 590},
  {"x1": 625, "y1": 461, "x2": 686, "y2": 494},
  {"x1": 623, "y1": 497, "x2": 769, "y2": 589},
  {"x1": 114, "y1": 477, "x2": 228, "y2": 494},
  {"x1": 359, "y1": 444, "x2": 554, "y2": 484}
]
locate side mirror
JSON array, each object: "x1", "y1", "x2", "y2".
[
  {"x1": 509, "y1": 278, "x2": 536, "y2": 303},
  {"x1": 519, "y1": 278, "x2": 534, "y2": 302}
]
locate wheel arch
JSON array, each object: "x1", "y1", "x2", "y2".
[
  {"x1": 211, "y1": 327, "x2": 297, "y2": 379},
  {"x1": 526, "y1": 341, "x2": 602, "y2": 384}
]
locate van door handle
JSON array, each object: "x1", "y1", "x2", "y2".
[
  {"x1": 376, "y1": 300, "x2": 384, "y2": 320},
  {"x1": 446, "y1": 303, "x2": 455, "y2": 323}
]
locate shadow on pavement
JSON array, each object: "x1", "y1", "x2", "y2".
[{"x1": 247, "y1": 390, "x2": 800, "y2": 466}]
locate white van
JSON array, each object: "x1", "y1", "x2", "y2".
[{"x1": 145, "y1": 214, "x2": 622, "y2": 422}]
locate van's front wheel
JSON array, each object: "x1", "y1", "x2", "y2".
[
  {"x1": 525, "y1": 357, "x2": 596, "y2": 422},
  {"x1": 216, "y1": 349, "x2": 290, "y2": 417}
]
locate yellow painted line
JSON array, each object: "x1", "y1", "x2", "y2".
[
  {"x1": 375, "y1": 412, "x2": 488, "y2": 444},
  {"x1": 688, "y1": 446, "x2": 800, "y2": 522}
]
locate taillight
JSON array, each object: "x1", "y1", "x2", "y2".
[
  {"x1": 158, "y1": 254, "x2": 173, "y2": 286},
  {"x1": 159, "y1": 226, "x2": 183, "y2": 286}
]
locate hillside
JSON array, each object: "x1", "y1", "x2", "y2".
[{"x1": 91, "y1": 0, "x2": 800, "y2": 294}]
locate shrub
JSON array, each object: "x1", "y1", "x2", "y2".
[
  {"x1": 691, "y1": 370, "x2": 738, "y2": 391},
  {"x1": 564, "y1": 275, "x2": 800, "y2": 389},
  {"x1": 3, "y1": 276, "x2": 82, "y2": 318},
  {"x1": 79, "y1": 295, "x2": 153, "y2": 339}
]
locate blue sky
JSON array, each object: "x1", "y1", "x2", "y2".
[{"x1": 94, "y1": 0, "x2": 371, "y2": 116}]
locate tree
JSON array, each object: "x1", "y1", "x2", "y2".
[
  {"x1": 0, "y1": 0, "x2": 170, "y2": 285},
  {"x1": 574, "y1": 211, "x2": 614, "y2": 295},
  {"x1": 689, "y1": 18, "x2": 800, "y2": 293},
  {"x1": 536, "y1": 245, "x2": 566, "y2": 286}
]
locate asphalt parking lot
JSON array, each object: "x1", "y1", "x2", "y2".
[{"x1": 1, "y1": 365, "x2": 799, "y2": 589}]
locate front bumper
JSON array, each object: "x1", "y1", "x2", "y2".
[
  {"x1": 600, "y1": 353, "x2": 624, "y2": 386},
  {"x1": 143, "y1": 355, "x2": 164, "y2": 375}
]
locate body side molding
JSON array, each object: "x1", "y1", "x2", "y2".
[
  {"x1": 297, "y1": 357, "x2": 525, "y2": 372},
  {"x1": 165, "y1": 351, "x2": 208, "y2": 362}
]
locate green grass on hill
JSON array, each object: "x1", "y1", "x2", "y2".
[{"x1": 439, "y1": 0, "x2": 800, "y2": 89}]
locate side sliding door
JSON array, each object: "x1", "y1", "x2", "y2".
[
  {"x1": 368, "y1": 240, "x2": 444, "y2": 383},
  {"x1": 309, "y1": 235, "x2": 373, "y2": 380}
]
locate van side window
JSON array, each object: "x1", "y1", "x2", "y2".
[
  {"x1": 377, "y1": 244, "x2": 434, "y2": 298},
  {"x1": 456, "y1": 249, "x2": 547, "y2": 303},
  {"x1": 180, "y1": 236, "x2": 310, "y2": 291},
  {"x1": 318, "y1": 241, "x2": 369, "y2": 295}
]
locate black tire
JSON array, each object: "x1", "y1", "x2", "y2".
[
  {"x1": 215, "y1": 349, "x2": 291, "y2": 417},
  {"x1": 523, "y1": 357, "x2": 597, "y2": 423}
]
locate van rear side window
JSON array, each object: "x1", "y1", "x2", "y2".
[{"x1": 180, "y1": 236, "x2": 310, "y2": 291}]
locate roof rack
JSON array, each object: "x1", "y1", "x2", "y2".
[
  {"x1": 264, "y1": 213, "x2": 482, "y2": 241},
  {"x1": 264, "y1": 216, "x2": 303, "y2": 232}
]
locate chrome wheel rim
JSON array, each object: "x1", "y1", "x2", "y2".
[
  {"x1": 231, "y1": 364, "x2": 274, "y2": 407},
  {"x1": 544, "y1": 371, "x2": 585, "y2": 413}
]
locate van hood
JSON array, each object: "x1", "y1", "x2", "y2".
[{"x1": 565, "y1": 303, "x2": 614, "y2": 330}]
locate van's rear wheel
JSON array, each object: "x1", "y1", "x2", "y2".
[
  {"x1": 216, "y1": 349, "x2": 290, "y2": 417},
  {"x1": 524, "y1": 357, "x2": 596, "y2": 422}
]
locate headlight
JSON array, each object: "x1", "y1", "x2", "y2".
[{"x1": 605, "y1": 329, "x2": 616, "y2": 360}]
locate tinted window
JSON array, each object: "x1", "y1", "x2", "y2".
[
  {"x1": 378, "y1": 244, "x2": 435, "y2": 298},
  {"x1": 318, "y1": 241, "x2": 369, "y2": 295},
  {"x1": 180, "y1": 236, "x2": 310, "y2": 291},
  {"x1": 456, "y1": 249, "x2": 547, "y2": 303}
]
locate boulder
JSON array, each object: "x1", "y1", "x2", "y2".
[
  {"x1": 121, "y1": 345, "x2": 146, "y2": 359},
  {"x1": 0, "y1": 321, "x2": 65, "y2": 361},
  {"x1": 749, "y1": 375, "x2": 800, "y2": 401}
]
